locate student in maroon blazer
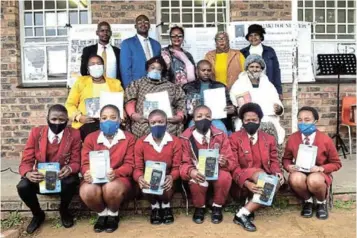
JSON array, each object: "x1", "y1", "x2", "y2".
[
  {"x1": 17, "y1": 104, "x2": 81, "y2": 234},
  {"x1": 80, "y1": 104, "x2": 135, "y2": 233},
  {"x1": 230, "y1": 103, "x2": 283, "y2": 232},
  {"x1": 134, "y1": 110, "x2": 182, "y2": 225},
  {"x1": 180, "y1": 105, "x2": 236, "y2": 225},
  {"x1": 283, "y1": 106, "x2": 342, "y2": 220}
]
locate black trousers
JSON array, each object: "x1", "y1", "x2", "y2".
[{"x1": 17, "y1": 174, "x2": 79, "y2": 216}]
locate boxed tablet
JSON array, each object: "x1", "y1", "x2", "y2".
[
  {"x1": 90, "y1": 150, "x2": 110, "y2": 184},
  {"x1": 198, "y1": 149, "x2": 219, "y2": 181},
  {"x1": 143, "y1": 161, "x2": 167, "y2": 195},
  {"x1": 252, "y1": 173, "x2": 278, "y2": 206},
  {"x1": 38, "y1": 162, "x2": 61, "y2": 194}
]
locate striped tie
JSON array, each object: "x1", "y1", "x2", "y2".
[
  {"x1": 144, "y1": 39, "x2": 151, "y2": 60},
  {"x1": 101, "y1": 46, "x2": 107, "y2": 77}
]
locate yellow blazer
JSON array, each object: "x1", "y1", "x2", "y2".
[{"x1": 65, "y1": 76, "x2": 123, "y2": 129}]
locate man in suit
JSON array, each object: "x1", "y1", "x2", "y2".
[
  {"x1": 17, "y1": 104, "x2": 81, "y2": 234},
  {"x1": 80, "y1": 21, "x2": 121, "y2": 81},
  {"x1": 120, "y1": 15, "x2": 161, "y2": 88}
]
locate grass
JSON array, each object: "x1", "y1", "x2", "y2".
[
  {"x1": 1, "y1": 211, "x2": 23, "y2": 230},
  {"x1": 334, "y1": 200, "x2": 355, "y2": 209},
  {"x1": 50, "y1": 217, "x2": 62, "y2": 229}
]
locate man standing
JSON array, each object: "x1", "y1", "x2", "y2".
[
  {"x1": 120, "y1": 15, "x2": 161, "y2": 88},
  {"x1": 80, "y1": 22, "x2": 121, "y2": 81}
]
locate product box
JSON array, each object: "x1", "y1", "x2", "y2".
[
  {"x1": 198, "y1": 149, "x2": 219, "y2": 181},
  {"x1": 143, "y1": 161, "x2": 167, "y2": 195},
  {"x1": 90, "y1": 150, "x2": 110, "y2": 184},
  {"x1": 38, "y1": 162, "x2": 61, "y2": 194},
  {"x1": 252, "y1": 173, "x2": 278, "y2": 206}
]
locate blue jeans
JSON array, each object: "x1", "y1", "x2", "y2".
[{"x1": 189, "y1": 119, "x2": 228, "y2": 135}]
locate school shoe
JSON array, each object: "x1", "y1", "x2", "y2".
[
  {"x1": 150, "y1": 208, "x2": 162, "y2": 225},
  {"x1": 248, "y1": 212, "x2": 255, "y2": 221},
  {"x1": 26, "y1": 211, "x2": 45, "y2": 234},
  {"x1": 301, "y1": 202, "x2": 313, "y2": 218},
  {"x1": 60, "y1": 209, "x2": 74, "y2": 228},
  {"x1": 162, "y1": 208, "x2": 174, "y2": 224},
  {"x1": 105, "y1": 216, "x2": 119, "y2": 233},
  {"x1": 233, "y1": 214, "x2": 257, "y2": 232},
  {"x1": 211, "y1": 207, "x2": 223, "y2": 224},
  {"x1": 94, "y1": 216, "x2": 107, "y2": 233},
  {"x1": 316, "y1": 204, "x2": 328, "y2": 220},
  {"x1": 192, "y1": 208, "x2": 206, "y2": 224}
]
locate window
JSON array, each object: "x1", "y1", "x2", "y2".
[
  {"x1": 298, "y1": 0, "x2": 356, "y2": 39},
  {"x1": 20, "y1": 0, "x2": 90, "y2": 84},
  {"x1": 158, "y1": 0, "x2": 228, "y2": 44}
]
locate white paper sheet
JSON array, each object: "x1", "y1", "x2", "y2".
[
  {"x1": 100, "y1": 91, "x2": 124, "y2": 119},
  {"x1": 48, "y1": 50, "x2": 67, "y2": 74},
  {"x1": 204, "y1": 88, "x2": 227, "y2": 119},
  {"x1": 144, "y1": 91, "x2": 173, "y2": 118}
]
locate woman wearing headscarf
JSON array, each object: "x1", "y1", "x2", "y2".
[
  {"x1": 230, "y1": 54, "x2": 285, "y2": 158},
  {"x1": 204, "y1": 32, "x2": 245, "y2": 89},
  {"x1": 240, "y1": 24, "x2": 282, "y2": 99}
]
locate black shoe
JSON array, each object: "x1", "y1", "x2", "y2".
[
  {"x1": 316, "y1": 203, "x2": 328, "y2": 220},
  {"x1": 248, "y1": 212, "x2": 255, "y2": 221},
  {"x1": 211, "y1": 207, "x2": 223, "y2": 224},
  {"x1": 60, "y1": 209, "x2": 74, "y2": 228},
  {"x1": 150, "y1": 208, "x2": 162, "y2": 225},
  {"x1": 192, "y1": 208, "x2": 206, "y2": 224},
  {"x1": 301, "y1": 202, "x2": 313, "y2": 218},
  {"x1": 233, "y1": 214, "x2": 257, "y2": 232},
  {"x1": 94, "y1": 216, "x2": 107, "y2": 233},
  {"x1": 105, "y1": 216, "x2": 119, "y2": 233},
  {"x1": 162, "y1": 208, "x2": 174, "y2": 224},
  {"x1": 26, "y1": 211, "x2": 45, "y2": 234}
]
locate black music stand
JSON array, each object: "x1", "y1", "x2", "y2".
[{"x1": 317, "y1": 54, "x2": 356, "y2": 159}]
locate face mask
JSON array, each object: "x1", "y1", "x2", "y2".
[
  {"x1": 147, "y1": 70, "x2": 161, "y2": 80},
  {"x1": 243, "y1": 122, "x2": 260, "y2": 135},
  {"x1": 195, "y1": 119, "x2": 212, "y2": 134},
  {"x1": 298, "y1": 122, "x2": 316, "y2": 136},
  {"x1": 100, "y1": 120, "x2": 120, "y2": 136},
  {"x1": 88, "y1": 65, "x2": 104, "y2": 78},
  {"x1": 47, "y1": 119, "x2": 67, "y2": 135},
  {"x1": 248, "y1": 70, "x2": 261, "y2": 80},
  {"x1": 151, "y1": 125, "x2": 167, "y2": 139}
]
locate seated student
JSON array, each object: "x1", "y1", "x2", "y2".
[
  {"x1": 17, "y1": 104, "x2": 81, "y2": 234},
  {"x1": 283, "y1": 106, "x2": 342, "y2": 220},
  {"x1": 80, "y1": 104, "x2": 135, "y2": 233},
  {"x1": 133, "y1": 110, "x2": 182, "y2": 225},
  {"x1": 230, "y1": 103, "x2": 283, "y2": 232},
  {"x1": 180, "y1": 105, "x2": 236, "y2": 224}
]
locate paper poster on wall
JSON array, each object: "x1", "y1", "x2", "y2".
[
  {"x1": 48, "y1": 50, "x2": 67, "y2": 75},
  {"x1": 67, "y1": 24, "x2": 157, "y2": 87},
  {"x1": 24, "y1": 47, "x2": 46, "y2": 82}
]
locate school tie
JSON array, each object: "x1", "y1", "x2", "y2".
[
  {"x1": 143, "y1": 39, "x2": 151, "y2": 60},
  {"x1": 101, "y1": 46, "x2": 107, "y2": 77},
  {"x1": 52, "y1": 135, "x2": 59, "y2": 145},
  {"x1": 304, "y1": 136, "x2": 310, "y2": 145},
  {"x1": 202, "y1": 135, "x2": 208, "y2": 146},
  {"x1": 249, "y1": 136, "x2": 254, "y2": 145}
]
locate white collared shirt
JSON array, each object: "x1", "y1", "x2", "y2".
[
  {"x1": 192, "y1": 129, "x2": 211, "y2": 145},
  {"x1": 144, "y1": 132, "x2": 173, "y2": 153},
  {"x1": 301, "y1": 132, "x2": 316, "y2": 146},
  {"x1": 97, "y1": 129, "x2": 126, "y2": 149},
  {"x1": 249, "y1": 43, "x2": 264, "y2": 56},
  {"x1": 137, "y1": 34, "x2": 153, "y2": 59},
  {"x1": 247, "y1": 132, "x2": 258, "y2": 145},
  {"x1": 48, "y1": 129, "x2": 64, "y2": 144},
  {"x1": 97, "y1": 43, "x2": 117, "y2": 79}
]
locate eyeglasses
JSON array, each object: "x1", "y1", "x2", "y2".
[
  {"x1": 170, "y1": 34, "x2": 183, "y2": 39},
  {"x1": 137, "y1": 20, "x2": 149, "y2": 25},
  {"x1": 215, "y1": 37, "x2": 227, "y2": 41}
]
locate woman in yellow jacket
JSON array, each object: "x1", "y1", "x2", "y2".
[{"x1": 65, "y1": 55, "x2": 123, "y2": 140}]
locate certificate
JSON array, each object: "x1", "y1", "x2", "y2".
[
  {"x1": 144, "y1": 91, "x2": 173, "y2": 118},
  {"x1": 203, "y1": 87, "x2": 227, "y2": 119}
]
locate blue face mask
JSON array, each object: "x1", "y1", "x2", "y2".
[
  {"x1": 298, "y1": 122, "x2": 316, "y2": 136},
  {"x1": 100, "y1": 120, "x2": 120, "y2": 136},
  {"x1": 147, "y1": 70, "x2": 161, "y2": 80},
  {"x1": 151, "y1": 125, "x2": 167, "y2": 138}
]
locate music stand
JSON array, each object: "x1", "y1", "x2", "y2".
[{"x1": 317, "y1": 54, "x2": 356, "y2": 159}]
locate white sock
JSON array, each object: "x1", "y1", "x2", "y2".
[
  {"x1": 201, "y1": 205, "x2": 206, "y2": 208},
  {"x1": 236, "y1": 207, "x2": 250, "y2": 217},
  {"x1": 212, "y1": 203, "x2": 222, "y2": 208},
  {"x1": 316, "y1": 200, "x2": 326, "y2": 204},
  {"x1": 305, "y1": 197, "x2": 313, "y2": 203},
  {"x1": 151, "y1": 201, "x2": 160, "y2": 209},
  {"x1": 161, "y1": 202, "x2": 170, "y2": 209},
  {"x1": 107, "y1": 210, "x2": 118, "y2": 216},
  {"x1": 98, "y1": 208, "x2": 108, "y2": 216}
]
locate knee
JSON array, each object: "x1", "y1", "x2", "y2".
[
  {"x1": 17, "y1": 178, "x2": 32, "y2": 193},
  {"x1": 103, "y1": 182, "x2": 126, "y2": 199},
  {"x1": 80, "y1": 185, "x2": 101, "y2": 202},
  {"x1": 307, "y1": 173, "x2": 325, "y2": 190},
  {"x1": 216, "y1": 171, "x2": 232, "y2": 188},
  {"x1": 288, "y1": 172, "x2": 307, "y2": 187}
]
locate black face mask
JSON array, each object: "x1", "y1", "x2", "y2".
[
  {"x1": 243, "y1": 122, "x2": 260, "y2": 135},
  {"x1": 195, "y1": 119, "x2": 212, "y2": 134},
  {"x1": 47, "y1": 119, "x2": 67, "y2": 135}
]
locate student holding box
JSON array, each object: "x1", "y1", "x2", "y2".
[
  {"x1": 180, "y1": 105, "x2": 236, "y2": 225},
  {"x1": 80, "y1": 105, "x2": 135, "y2": 233},
  {"x1": 283, "y1": 106, "x2": 342, "y2": 220},
  {"x1": 133, "y1": 110, "x2": 182, "y2": 225}
]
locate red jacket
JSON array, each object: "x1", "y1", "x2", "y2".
[
  {"x1": 81, "y1": 130, "x2": 135, "y2": 177},
  {"x1": 283, "y1": 130, "x2": 342, "y2": 174},
  {"x1": 230, "y1": 129, "x2": 282, "y2": 187},
  {"x1": 179, "y1": 126, "x2": 236, "y2": 180},
  {"x1": 133, "y1": 134, "x2": 182, "y2": 182},
  {"x1": 19, "y1": 126, "x2": 81, "y2": 177}
]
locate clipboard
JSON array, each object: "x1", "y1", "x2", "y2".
[{"x1": 295, "y1": 144, "x2": 318, "y2": 173}]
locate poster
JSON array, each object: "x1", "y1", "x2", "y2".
[
  {"x1": 228, "y1": 21, "x2": 314, "y2": 83},
  {"x1": 67, "y1": 24, "x2": 157, "y2": 87},
  {"x1": 23, "y1": 47, "x2": 46, "y2": 82}
]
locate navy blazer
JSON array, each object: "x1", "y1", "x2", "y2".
[
  {"x1": 241, "y1": 44, "x2": 282, "y2": 95},
  {"x1": 120, "y1": 35, "x2": 161, "y2": 88}
]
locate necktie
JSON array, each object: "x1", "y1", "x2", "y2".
[
  {"x1": 304, "y1": 136, "x2": 310, "y2": 145},
  {"x1": 249, "y1": 136, "x2": 254, "y2": 145},
  {"x1": 53, "y1": 135, "x2": 59, "y2": 145},
  {"x1": 144, "y1": 39, "x2": 151, "y2": 60},
  {"x1": 202, "y1": 135, "x2": 208, "y2": 146},
  {"x1": 101, "y1": 46, "x2": 107, "y2": 77}
]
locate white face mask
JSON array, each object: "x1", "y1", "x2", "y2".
[
  {"x1": 88, "y1": 65, "x2": 104, "y2": 78},
  {"x1": 248, "y1": 70, "x2": 261, "y2": 80}
]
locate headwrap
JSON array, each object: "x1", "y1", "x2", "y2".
[{"x1": 215, "y1": 31, "x2": 230, "y2": 53}]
